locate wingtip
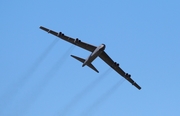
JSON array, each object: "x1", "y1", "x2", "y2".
[
  {"x1": 39, "y1": 26, "x2": 45, "y2": 30},
  {"x1": 136, "y1": 84, "x2": 141, "y2": 90},
  {"x1": 132, "y1": 82, "x2": 141, "y2": 90}
]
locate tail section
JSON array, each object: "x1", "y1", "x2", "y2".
[
  {"x1": 71, "y1": 55, "x2": 99, "y2": 73},
  {"x1": 71, "y1": 55, "x2": 85, "y2": 63},
  {"x1": 88, "y1": 63, "x2": 99, "y2": 73}
]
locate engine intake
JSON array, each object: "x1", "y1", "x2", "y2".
[
  {"x1": 113, "y1": 62, "x2": 119, "y2": 68},
  {"x1": 58, "y1": 32, "x2": 64, "y2": 36},
  {"x1": 125, "y1": 73, "x2": 131, "y2": 78},
  {"x1": 74, "y1": 38, "x2": 81, "y2": 44}
]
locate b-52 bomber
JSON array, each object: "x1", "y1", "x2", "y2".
[{"x1": 40, "y1": 26, "x2": 141, "y2": 90}]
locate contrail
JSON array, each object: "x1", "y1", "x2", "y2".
[
  {"x1": 18, "y1": 45, "x2": 75, "y2": 116},
  {"x1": 57, "y1": 68, "x2": 112, "y2": 116},
  {"x1": 81, "y1": 78, "x2": 125, "y2": 116},
  {"x1": 49, "y1": 45, "x2": 75, "y2": 72},
  {"x1": 0, "y1": 39, "x2": 58, "y2": 115}
]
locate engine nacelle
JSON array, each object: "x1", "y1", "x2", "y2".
[
  {"x1": 125, "y1": 73, "x2": 131, "y2": 78},
  {"x1": 113, "y1": 62, "x2": 119, "y2": 68},
  {"x1": 74, "y1": 38, "x2": 81, "y2": 44},
  {"x1": 57, "y1": 32, "x2": 64, "y2": 36}
]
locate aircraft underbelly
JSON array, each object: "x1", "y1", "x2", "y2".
[{"x1": 83, "y1": 49, "x2": 101, "y2": 66}]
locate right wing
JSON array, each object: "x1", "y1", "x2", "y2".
[
  {"x1": 99, "y1": 51, "x2": 141, "y2": 90},
  {"x1": 40, "y1": 26, "x2": 96, "y2": 52}
]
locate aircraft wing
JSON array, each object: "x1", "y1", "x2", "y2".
[
  {"x1": 40, "y1": 26, "x2": 96, "y2": 52},
  {"x1": 99, "y1": 51, "x2": 141, "y2": 90}
]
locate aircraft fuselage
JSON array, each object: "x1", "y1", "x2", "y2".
[{"x1": 82, "y1": 44, "x2": 105, "y2": 67}]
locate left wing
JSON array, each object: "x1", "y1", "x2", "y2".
[
  {"x1": 99, "y1": 51, "x2": 141, "y2": 90},
  {"x1": 40, "y1": 26, "x2": 96, "y2": 52}
]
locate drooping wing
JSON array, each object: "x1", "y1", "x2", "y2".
[
  {"x1": 40, "y1": 26, "x2": 96, "y2": 52},
  {"x1": 99, "y1": 51, "x2": 141, "y2": 90}
]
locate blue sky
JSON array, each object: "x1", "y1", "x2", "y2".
[{"x1": 0, "y1": 0, "x2": 180, "y2": 116}]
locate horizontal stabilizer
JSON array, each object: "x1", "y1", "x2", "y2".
[
  {"x1": 71, "y1": 55, "x2": 99, "y2": 73},
  {"x1": 71, "y1": 55, "x2": 85, "y2": 63},
  {"x1": 88, "y1": 63, "x2": 99, "y2": 73}
]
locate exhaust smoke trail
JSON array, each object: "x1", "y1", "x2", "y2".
[
  {"x1": 81, "y1": 78, "x2": 125, "y2": 116},
  {"x1": 0, "y1": 39, "x2": 58, "y2": 115},
  {"x1": 48, "y1": 45, "x2": 75, "y2": 73},
  {"x1": 57, "y1": 68, "x2": 112, "y2": 116},
  {"x1": 19, "y1": 45, "x2": 75, "y2": 116}
]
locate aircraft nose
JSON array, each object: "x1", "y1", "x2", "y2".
[{"x1": 102, "y1": 44, "x2": 106, "y2": 50}]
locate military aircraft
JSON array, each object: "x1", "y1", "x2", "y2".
[{"x1": 40, "y1": 26, "x2": 141, "y2": 90}]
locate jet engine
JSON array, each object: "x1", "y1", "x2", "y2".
[
  {"x1": 57, "y1": 32, "x2": 64, "y2": 36},
  {"x1": 125, "y1": 73, "x2": 131, "y2": 78},
  {"x1": 74, "y1": 38, "x2": 81, "y2": 44},
  {"x1": 113, "y1": 62, "x2": 119, "y2": 68}
]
